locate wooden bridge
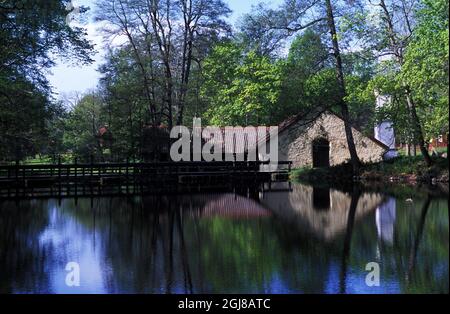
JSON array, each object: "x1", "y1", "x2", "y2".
[{"x1": 0, "y1": 160, "x2": 291, "y2": 199}]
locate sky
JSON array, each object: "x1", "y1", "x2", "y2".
[{"x1": 47, "y1": 0, "x2": 284, "y2": 98}]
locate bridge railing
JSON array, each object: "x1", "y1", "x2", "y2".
[{"x1": 0, "y1": 160, "x2": 292, "y2": 181}]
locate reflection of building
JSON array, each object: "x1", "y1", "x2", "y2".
[
  {"x1": 260, "y1": 182, "x2": 385, "y2": 241},
  {"x1": 195, "y1": 194, "x2": 271, "y2": 219},
  {"x1": 375, "y1": 197, "x2": 396, "y2": 244}
]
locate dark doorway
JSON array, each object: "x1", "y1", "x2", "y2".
[
  {"x1": 312, "y1": 138, "x2": 330, "y2": 168},
  {"x1": 313, "y1": 187, "x2": 331, "y2": 210}
]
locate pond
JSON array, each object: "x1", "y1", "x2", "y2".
[{"x1": 0, "y1": 182, "x2": 448, "y2": 294}]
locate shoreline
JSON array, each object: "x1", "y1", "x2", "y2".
[{"x1": 290, "y1": 156, "x2": 449, "y2": 186}]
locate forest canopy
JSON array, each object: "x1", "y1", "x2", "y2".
[{"x1": 0, "y1": 0, "x2": 448, "y2": 165}]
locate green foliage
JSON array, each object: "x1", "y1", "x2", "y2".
[
  {"x1": 2, "y1": 0, "x2": 447, "y2": 162},
  {"x1": 366, "y1": 0, "x2": 449, "y2": 145},
  {"x1": 201, "y1": 31, "x2": 376, "y2": 129},
  {"x1": 0, "y1": 76, "x2": 49, "y2": 160},
  {"x1": 0, "y1": 0, "x2": 93, "y2": 85},
  {"x1": 291, "y1": 154, "x2": 449, "y2": 184},
  {"x1": 402, "y1": 0, "x2": 449, "y2": 138},
  {"x1": 0, "y1": 0, "x2": 94, "y2": 161},
  {"x1": 202, "y1": 43, "x2": 282, "y2": 126},
  {"x1": 276, "y1": 30, "x2": 335, "y2": 121},
  {"x1": 63, "y1": 93, "x2": 104, "y2": 160},
  {"x1": 97, "y1": 49, "x2": 150, "y2": 158}
]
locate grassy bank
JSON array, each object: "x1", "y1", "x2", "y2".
[{"x1": 291, "y1": 155, "x2": 449, "y2": 184}]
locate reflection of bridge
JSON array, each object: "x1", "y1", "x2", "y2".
[{"x1": 260, "y1": 182, "x2": 386, "y2": 241}]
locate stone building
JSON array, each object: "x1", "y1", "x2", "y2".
[{"x1": 277, "y1": 110, "x2": 389, "y2": 168}]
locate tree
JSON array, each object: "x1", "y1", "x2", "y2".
[
  {"x1": 201, "y1": 42, "x2": 282, "y2": 126},
  {"x1": 0, "y1": 77, "x2": 51, "y2": 161},
  {"x1": 0, "y1": 0, "x2": 94, "y2": 161},
  {"x1": 95, "y1": 0, "x2": 231, "y2": 127},
  {"x1": 274, "y1": 29, "x2": 376, "y2": 131},
  {"x1": 63, "y1": 92, "x2": 105, "y2": 161},
  {"x1": 402, "y1": 0, "x2": 449, "y2": 140},
  {"x1": 239, "y1": 0, "x2": 364, "y2": 172},
  {"x1": 0, "y1": 0, "x2": 93, "y2": 85},
  {"x1": 363, "y1": 0, "x2": 434, "y2": 165},
  {"x1": 237, "y1": 2, "x2": 289, "y2": 57},
  {"x1": 98, "y1": 48, "x2": 150, "y2": 158},
  {"x1": 276, "y1": 30, "x2": 333, "y2": 121},
  {"x1": 324, "y1": 0, "x2": 361, "y2": 173}
]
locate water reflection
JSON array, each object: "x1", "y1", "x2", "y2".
[
  {"x1": 376, "y1": 198, "x2": 396, "y2": 245},
  {"x1": 260, "y1": 183, "x2": 385, "y2": 241},
  {"x1": 0, "y1": 183, "x2": 448, "y2": 294},
  {"x1": 312, "y1": 187, "x2": 330, "y2": 210}
]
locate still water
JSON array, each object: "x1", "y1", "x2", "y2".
[{"x1": 0, "y1": 182, "x2": 448, "y2": 294}]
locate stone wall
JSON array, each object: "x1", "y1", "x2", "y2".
[{"x1": 278, "y1": 112, "x2": 387, "y2": 168}]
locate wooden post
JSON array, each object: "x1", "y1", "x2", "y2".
[
  {"x1": 15, "y1": 160, "x2": 19, "y2": 195},
  {"x1": 66, "y1": 157, "x2": 71, "y2": 196},
  {"x1": 126, "y1": 157, "x2": 129, "y2": 194},
  {"x1": 139, "y1": 162, "x2": 143, "y2": 195},
  {"x1": 22, "y1": 160, "x2": 25, "y2": 188},
  {"x1": 15, "y1": 159, "x2": 18, "y2": 182},
  {"x1": 74, "y1": 157, "x2": 78, "y2": 197},
  {"x1": 90, "y1": 155, "x2": 93, "y2": 195},
  {"x1": 175, "y1": 161, "x2": 179, "y2": 187},
  {"x1": 117, "y1": 161, "x2": 121, "y2": 194},
  {"x1": 58, "y1": 156, "x2": 61, "y2": 195},
  {"x1": 81, "y1": 158, "x2": 85, "y2": 195}
]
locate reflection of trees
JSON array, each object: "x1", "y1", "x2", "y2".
[
  {"x1": 347, "y1": 194, "x2": 448, "y2": 293},
  {"x1": 339, "y1": 188, "x2": 360, "y2": 294},
  {"x1": 24, "y1": 184, "x2": 446, "y2": 294},
  {"x1": 0, "y1": 200, "x2": 50, "y2": 293},
  {"x1": 407, "y1": 195, "x2": 431, "y2": 281},
  {"x1": 61, "y1": 194, "x2": 284, "y2": 293},
  {"x1": 400, "y1": 195, "x2": 449, "y2": 293},
  {"x1": 339, "y1": 188, "x2": 361, "y2": 293},
  {"x1": 61, "y1": 195, "x2": 203, "y2": 293},
  {"x1": 267, "y1": 219, "x2": 335, "y2": 293},
  {"x1": 1, "y1": 182, "x2": 447, "y2": 294},
  {"x1": 263, "y1": 183, "x2": 448, "y2": 294},
  {"x1": 386, "y1": 195, "x2": 448, "y2": 293},
  {"x1": 187, "y1": 217, "x2": 282, "y2": 293}
]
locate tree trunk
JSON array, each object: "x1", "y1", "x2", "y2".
[
  {"x1": 378, "y1": 0, "x2": 432, "y2": 166},
  {"x1": 325, "y1": 0, "x2": 360, "y2": 174},
  {"x1": 405, "y1": 89, "x2": 432, "y2": 165}
]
